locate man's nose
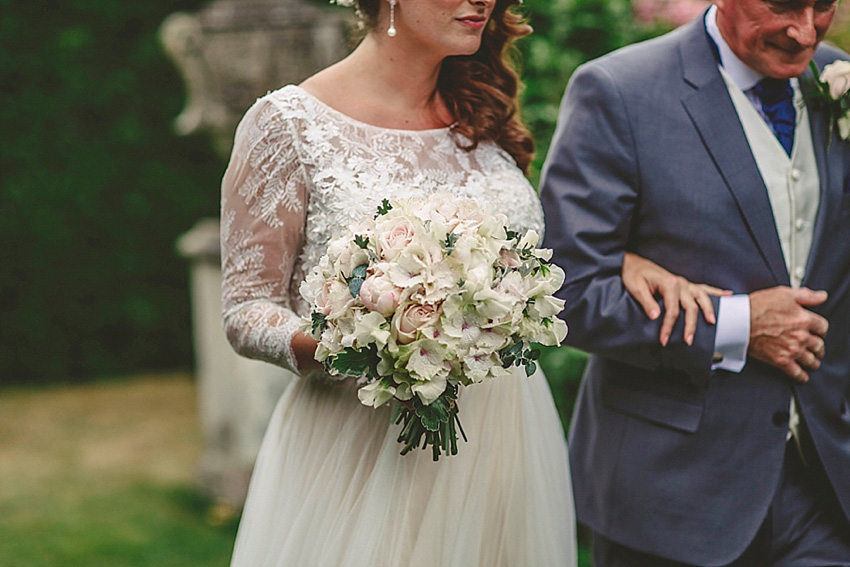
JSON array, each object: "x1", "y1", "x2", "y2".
[{"x1": 787, "y1": 7, "x2": 818, "y2": 47}]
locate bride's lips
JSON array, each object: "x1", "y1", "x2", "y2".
[{"x1": 457, "y1": 15, "x2": 487, "y2": 30}]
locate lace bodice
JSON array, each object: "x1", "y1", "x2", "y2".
[{"x1": 221, "y1": 85, "x2": 544, "y2": 374}]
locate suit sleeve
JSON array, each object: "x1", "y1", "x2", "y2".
[{"x1": 540, "y1": 62, "x2": 717, "y2": 385}]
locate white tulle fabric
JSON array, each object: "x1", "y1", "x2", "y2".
[{"x1": 221, "y1": 85, "x2": 577, "y2": 567}]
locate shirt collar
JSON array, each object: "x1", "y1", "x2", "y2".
[{"x1": 705, "y1": 4, "x2": 764, "y2": 91}]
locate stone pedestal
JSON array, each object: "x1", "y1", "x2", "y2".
[
  {"x1": 164, "y1": 0, "x2": 350, "y2": 508},
  {"x1": 176, "y1": 219, "x2": 293, "y2": 507}
]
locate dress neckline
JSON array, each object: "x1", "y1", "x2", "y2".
[{"x1": 287, "y1": 85, "x2": 454, "y2": 135}]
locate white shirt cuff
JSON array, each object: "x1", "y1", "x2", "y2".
[{"x1": 712, "y1": 294, "x2": 750, "y2": 373}]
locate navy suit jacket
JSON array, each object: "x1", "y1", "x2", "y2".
[{"x1": 540, "y1": 15, "x2": 850, "y2": 566}]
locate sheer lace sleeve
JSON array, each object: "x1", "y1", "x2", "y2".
[{"x1": 220, "y1": 98, "x2": 308, "y2": 374}]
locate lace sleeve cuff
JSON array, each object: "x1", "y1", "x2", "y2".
[{"x1": 223, "y1": 302, "x2": 304, "y2": 375}]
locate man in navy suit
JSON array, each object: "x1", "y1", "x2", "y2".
[{"x1": 540, "y1": 0, "x2": 850, "y2": 564}]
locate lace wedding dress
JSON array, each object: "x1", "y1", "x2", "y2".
[{"x1": 221, "y1": 85, "x2": 577, "y2": 567}]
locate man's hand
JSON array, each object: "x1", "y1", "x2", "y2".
[{"x1": 748, "y1": 286, "x2": 828, "y2": 383}]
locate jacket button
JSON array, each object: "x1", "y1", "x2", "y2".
[{"x1": 773, "y1": 411, "x2": 790, "y2": 427}]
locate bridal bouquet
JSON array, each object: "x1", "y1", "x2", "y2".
[{"x1": 300, "y1": 193, "x2": 567, "y2": 460}]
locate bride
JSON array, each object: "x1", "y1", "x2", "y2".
[{"x1": 219, "y1": 0, "x2": 721, "y2": 564}]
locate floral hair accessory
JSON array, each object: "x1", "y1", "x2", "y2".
[{"x1": 805, "y1": 60, "x2": 850, "y2": 143}]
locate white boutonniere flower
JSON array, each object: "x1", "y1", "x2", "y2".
[{"x1": 806, "y1": 60, "x2": 850, "y2": 142}]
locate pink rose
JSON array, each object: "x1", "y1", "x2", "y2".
[
  {"x1": 359, "y1": 275, "x2": 402, "y2": 317},
  {"x1": 393, "y1": 302, "x2": 440, "y2": 345},
  {"x1": 822, "y1": 61, "x2": 850, "y2": 100},
  {"x1": 376, "y1": 217, "x2": 415, "y2": 261}
]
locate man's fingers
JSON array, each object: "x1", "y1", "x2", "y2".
[
  {"x1": 806, "y1": 335, "x2": 826, "y2": 359},
  {"x1": 798, "y1": 350, "x2": 821, "y2": 370},
  {"x1": 783, "y1": 361, "x2": 810, "y2": 383},
  {"x1": 809, "y1": 314, "x2": 829, "y2": 338},
  {"x1": 794, "y1": 287, "x2": 828, "y2": 307}
]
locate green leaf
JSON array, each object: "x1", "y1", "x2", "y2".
[
  {"x1": 352, "y1": 264, "x2": 368, "y2": 278},
  {"x1": 443, "y1": 232, "x2": 461, "y2": 254},
  {"x1": 330, "y1": 346, "x2": 378, "y2": 377},
  {"x1": 376, "y1": 198, "x2": 393, "y2": 216},
  {"x1": 310, "y1": 312, "x2": 327, "y2": 336},
  {"x1": 354, "y1": 234, "x2": 370, "y2": 249},
  {"x1": 416, "y1": 400, "x2": 450, "y2": 431},
  {"x1": 348, "y1": 277, "x2": 364, "y2": 298},
  {"x1": 525, "y1": 361, "x2": 537, "y2": 377}
]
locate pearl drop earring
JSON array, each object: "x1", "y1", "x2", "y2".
[{"x1": 387, "y1": 0, "x2": 397, "y2": 37}]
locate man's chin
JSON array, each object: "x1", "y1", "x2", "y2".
[{"x1": 767, "y1": 48, "x2": 817, "y2": 78}]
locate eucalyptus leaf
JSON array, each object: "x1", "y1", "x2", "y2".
[
  {"x1": 352, "y1": 264, "x2": 368, "y2": 278},
  {"x1": 348, "y1": 277, "x2": 364, "y2": 298}
]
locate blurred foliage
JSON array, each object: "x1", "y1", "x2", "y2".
[
  {"x1": 538, "y1": 344, "x2": 588, "y2": 432},
  {"x1": 0, "y1": 0, "x2": 224, "y2": 384},
  {"x1": 519, "y1": 0, "x2": 665, "y2": 182}
]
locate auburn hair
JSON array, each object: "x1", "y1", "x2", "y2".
[{"x1": 354, "y1": 0, "x2": 534, "y2": 174}]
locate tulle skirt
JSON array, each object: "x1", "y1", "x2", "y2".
[{"x1": 230, "y1": 367, "x2": 577, "y2": 567}]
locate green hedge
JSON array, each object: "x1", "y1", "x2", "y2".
[{"x1": 0, "y1": 0, "x2": 224, "y2": 384}]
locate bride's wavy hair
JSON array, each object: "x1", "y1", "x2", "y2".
[{"x1": 354, "y1": 0, "x2": 534, "y2": 174}]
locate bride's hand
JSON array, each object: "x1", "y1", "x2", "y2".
[
  {"x1": 622, "y1": 252, "x2": 732, "y2": 347},
  {"x1": 292, "y1": 331, "x2": 322, "y2": 372}
]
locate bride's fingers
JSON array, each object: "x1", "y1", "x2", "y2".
[
  {"x1": 699, "y1": 284, "x2": 734, "y2": 297},
  {"x1": 658, "y1": 284, "x2": 681, "y2": 347},
  {"x1": 695, "y1": 288, "x2": 718, "y2": 325},
  {"x1": 629, "y1": 279, "x2": 662, "y2": 320},
  {"x1": 682, "y1": 294, "x2": 699, "y2": 345}
]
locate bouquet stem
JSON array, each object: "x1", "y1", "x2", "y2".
[{"x1": 392, "y1": 384, "x2": 467, "y2": 461}]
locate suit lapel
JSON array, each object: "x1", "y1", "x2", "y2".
[{"x1": 677, "y1": 19, "x2": 790, "y2": 286}]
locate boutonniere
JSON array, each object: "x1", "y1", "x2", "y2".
[{"x1": 804, "y1": 60, "x2": 850, "y2": 143}]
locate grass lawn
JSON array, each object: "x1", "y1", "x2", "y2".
[
  {"x1": 0, "y1": 373, "x2": 238, "y2": 567},
  {"x1": 0, "y1": 365, "x2": 590, "y2": 566}
]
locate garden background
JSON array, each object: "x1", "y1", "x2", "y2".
[{"x1": 1, "y1": 0, "x2": 847, "y2": 565}]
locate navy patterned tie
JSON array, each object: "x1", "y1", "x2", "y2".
[{"x1": 752, "y1": 78, "x2": 796, "y2": 156}]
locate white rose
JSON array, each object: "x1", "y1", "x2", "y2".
[
  {"x1": 359, "y1": 274, "x2": 402, "y2": 317},
  {"x1": 821, "y1": 60, "x2": 850, "y2": 100},
  {"x1": 392, "y1": 302, "x2": 440, "y2": 345},
  {"x1": 376, "y1": 216, "x2": 416, "y2": 261}
]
